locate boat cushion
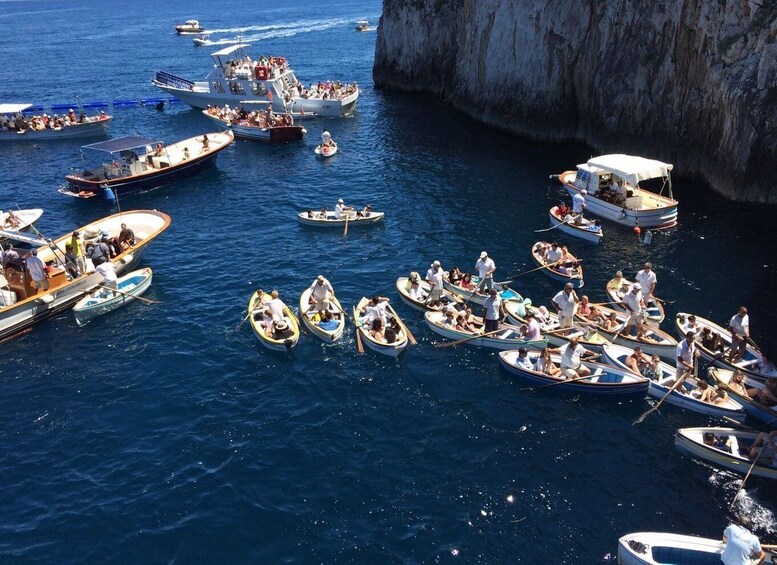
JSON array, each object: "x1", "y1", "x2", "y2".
[{"x1": 651, "y1": 545, "x2": 722, "y2": 564}]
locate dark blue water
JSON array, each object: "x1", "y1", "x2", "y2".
[{"x1": 1, "y1": 0, "x2": 776, "y2": 562}]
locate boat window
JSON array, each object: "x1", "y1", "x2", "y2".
[
  {"x1": 250, "y1": 82, "x2": 268, "y2": 96},
  {"x1": 229, "y1": 81, "x2": 245, "y2": 95},
  {"x1": 213, "y1": 81, "x2": 225, "y2": 93}
]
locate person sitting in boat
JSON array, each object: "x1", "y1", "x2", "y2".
[
  {"x1": 117, "y1": 223, "x2": 136, "y2": 250},
  {"x1": 321, "y1": 129, "x2": 333, "y2": 148},
  {"x1": 259, "y1": 309, "x2": 274, "y2": 337},
  {"x1": 747, "y1": 430, "x2": 777, "y2": 466},
  {"x1": 544, "y1": 242, "x2": 563, "y2": 264},
  {"x1": 749, "y1": 379, "x2": 777, "y2": 408},
  {"x1": 577, "y1": 296, "x2": 592, "y2": 318},
  {"x1": 441, "y1": 309, "x2": 457, "y2": 327},
  {"x1": 625, "y1": 346, "x2": 650, "y2": 374},
  {"x1": 603, "y1": 312, "x2": 620, "y2": 333},
  {"x1": 515, "y1": 348, "x2": 533, "y2": 370},
  {"x1": 317, "y1": 310, "x2": 339, "y2": 331},
  {"x1": 535, "y1": 347, "x2": 562, "y2": 377},
  {"x1": 755, "y1": 353, "x2": 777, "y2": 377},
  {"x1": 200, "y1": 134, "x2": 210, "y2": 152},
  {"x1": 587, "y1": 219, "x2": 602, "y2": 233},
  {"x1": 407, "y1": 275, "x2": 425, "y2": 302},
  {"x1": 183, "y1": 147, "x2": 190, "y2": 160},
  {"x1": 334, "y1": 199, "x2": 352, "y2": 220},
  {"x1": 640, "y1": 354, "x2": 662, "y2": 381},
  {"x1": 694, "y1": 380, "x2": 729, "y2": 406},
  {"x1": 453, "y1": 313, "x2": 469, "y2": 332},
  {"x1": 636, "y1": 325, "x2": 660, "y2": 343},
  {"x1": 724, "y1": 369, "x2": 751, "y2": 398},
  {"x1": 523, "y1": 311, "x2": 541, "y2": 341},
  {"x1": 447, "y1": 266, "x2": 462, "y2": 287},
  {"x1": 369, "y1": 318, "x2": 386, "y2": 343},
  {"x1": 384, "y1": 325, "x2": 398, "y2": 344},
  {"x1": 318, "y1": 207, "x2": 327, "y2": 219},
  {"x1": 356, "y1": 205, "x2": 372, "y2": 218},
  {"x1": 585, "y1": 306, "x2": 607, "y2": 326},
  {"x1": 461, "y1": 273, "x2": 477, "y2": 291},
  {"x1": 685, "y1": 314, "x2": 699, "y2": 334},
  {"x1": 557, "y1": 246, "x2": 580, "y2": 274},
  {"x1": 700, "y1": 327, "x2": 725, "y2": 354},
  {"x1": 3, "y1": 210, "x2": 20, "y2": 229},
  {"x1": 362, "y1": 295, "x2": 390, "y2": 326},
  {"x1": 606, "y1": 270, "x2": 626, "y2": 293},
  {"x1": 556, "y1": 201, "x2": 569, "y2": 218},
  {"x1": 68, "y1": 108, "x2": 77, "y2": 123},
  {"x1": 273, "y1": 319, "x2": 293, "y2": 340},
  {"x1": 702, "y1": 431, "x2": 733, "y2": 453}
]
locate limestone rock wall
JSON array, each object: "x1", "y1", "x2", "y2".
[{"x1": 374, "y1": 0, "x2": 777, "y2": 202}]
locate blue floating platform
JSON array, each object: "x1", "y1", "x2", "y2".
[
  {"x1": 112, "y1": 99, "x2": 139, "y2": 107},
  {"x1": 140, "y1": 97, "x2": 165, "y2": 105},
  {"x1": 82, "y1": 101, "x2": 109, "y2": 109}
]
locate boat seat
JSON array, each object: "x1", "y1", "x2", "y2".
[
  {"x1": 651, "y1": 545, "x2": 722, "y2": 565},
  {"x1": 597, "y1": 371, "x2": 622, "y2": 384},
  {"x1": 498, "y1": 330, "x2": 512, "y2": 340}
]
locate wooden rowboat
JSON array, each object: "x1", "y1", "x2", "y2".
[
  {"x1": 299, "y1": 286, "x2": 345, "y2": 343},
  {"x1": 575, "y1": 305, "x2": 677, "y2": 360},
  {"x1": 395, "y1": 276, "x2": 460, "y2": 312},
  {"x1": 353, "y1": 297, "x2": 408, "y2": 357},
  {"x1": 708, "y1": 367, "x2": 777, "y2": 429},
  {"x1": 548, "y1": 206, "x2": 603, "y2": 244},
  {"x1": 315, "y1": 142, "x2": 337, "y2": 157},
  {"x1": 297, "y1": 209, "x2": 384, "y2": 228},
  {"x1": 499, "y1": 350, "x2": 648, "y2": 395},
  {"x1": 72, "y1": 267, "x2": 153, "y2": 325},
  {"x1": 601, "y1": 344, "x2": 746, "y2": 421},
  {"x1": 675, "y1": 426, "x2": 777, "y2": 479},
  {"x1": 424, "y1": 310, "x2": 548, "y2": 351},
  {"x1": 442, "y1": 277, "x2": 527, "y2": 307},
  {"x1": 529, "y1": 241, "x2": 584, "y2": 287},
  {"x1": 503, "y1": 300, "x2": 611, "y2": 353},
  {"x1": 618, "y1": 532, "x2": 776, "y2": 565},
  {"x1": 248, "y1": 290, "x2": 300, "y2": 351},
  {"x1": 676, "y1": 312, "x2": 771, "y2": 380},
  {"x1": 605, "y1": 276, "x2": 665, "y2": 326}
]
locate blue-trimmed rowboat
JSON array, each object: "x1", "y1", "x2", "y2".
[
  {"x1": 618, "y1": 532, "x2": 776, "y2": 565},
  {"x1": 425, "y1": 310, "x2": 548, "y2": 351},
  {"x1": 708, "y1": 367, "x2": 777, "y2": 429},
  {"x1": 530, "y1": 241, "x2": 584, "y2": 287},
  {"x1": 60, "y1": 131, "x2": 233, "y2": 199},
  {"x1": 73, "y1": 267, "x2": 153, "y2": 325},
  {"x1": 675, "y1": 426, "x2": 777, "y2": 479},
  {"x1": 499, "y1": 350, "x2": 648, "y2": 395},
  {"x1": 443, "y1": 276, "x2": 526, "y2": 307}
]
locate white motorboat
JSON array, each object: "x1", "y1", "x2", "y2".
[
  {"x1": 355, "y1": 20, "x2": 369, "y2": 32},
  {"x1": 0, "y1": 210, "x2": 170, "y2": 341},
  {"x1": 0, "y1": 103, "x2": 111, "y2": 141},
  {"x1": 315, "y1": 142, "x2": 338, "y2": 157},
  {"x1": 0, "y1": 208, "x2": 43, "y2": 241},
  {"x1": 556, "y1": 154, "x2": 678, "y2": 229},
  {"x1": 548, "y1": 206, "x2": 603, "y2": 244},
  {"x1": 618, "y1": 532, "x2": 776, "y2": 565},
  {"x1": 176, "y1": 20, "x2": 205, "y2": 35},
  {"x1": 73, "y1": 267, "x2": 154, "y2": 325},
  {"x1": 153, "y1": 44, "x2": 359, "y2": 117}
]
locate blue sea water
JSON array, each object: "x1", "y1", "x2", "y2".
[{"x1": 1, "y1": 0, "x2": 776, "y2": 562}]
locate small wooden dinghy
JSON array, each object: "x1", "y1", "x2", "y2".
[
  {"x1": 299, "y1": 286, "x2": 345, "y2": 343},
  {"x1": 499, "y1": 350, "x2": 648, "y2": 395},
  {"x1": 617, "y1": 532, "x2": 776, "y2": 565},
  {"x1": 601, "y1": 344, "x2": 746, "y2": 420},
  {"x1": 297, "y1": 209, "x2": 384, "y2": 228},
  {"x1": 442, "y1": 277, "x2": 526, "y2": 307},
  {"x1": 395, "y1": 275, "x2": 461, "y2": 312},
  {"x1": 548, "y1": 206, "x2": 603, "y2": 244},
  {"x1": 605, "y1": 275, "x2": 665, "y2": 326},
  {"x1": 424, "y1": 310, "x2": 548, "y2": 351},
  {"x1": 248, "y1": 289, "x2": 300, "y2": 351},
  {"x1": 72, "y1": 267, "x2": 153, "y2": 325},
  {"x1": 708, "y1": 367, "x2": 777, "y2": 429},
  {"x1": 530, "y1": 241, "x2": 584, "y2": 287},
  {"x1": 353, "y1": 297, "x2": 409, "y2": 357},
  {"x1": 315, "y1": 142, "x2": 337, "y2": 157},
  {"x1": 503, "y1": 300, "x2": 610, "y2": 352},
  {"x1": 676, "y1": 312, "x2": 771, "y2": 380},
  {"x1": 675, "y1": 426, "x2": 777, "y2": 479},
  {"x1": 577, "y1": 305, "x2": 677, "y2": 360}
]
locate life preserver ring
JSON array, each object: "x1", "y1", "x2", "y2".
[{"x1": 255, "y1": 66, "x2": 269, "y2": 80}]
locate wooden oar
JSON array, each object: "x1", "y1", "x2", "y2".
[
  {"x1": 235, "y1": 311, "x2": 250, "y2": 331},
  {"x1": 97, "y1": 284, "x2": 161, "y2": 304},
  {"x1": 534, "y1": 218, "x2": 573, "y2": 233},
  {"x1": 589, "y1": 301, "x2": 620, "y2": 307},
  {"x1": 343, "y1": 213, "x2": 349, "y2": 236},
  {"x1": 746, "y1": 335, "x2": 762, "y2": 353},
  {"x1": 729, "y1": 442, "x2": 768, "y2": 510},
  {"x1": 633, "y1": 369, "x2": 691, "y2": 424},
  {"x1": 762, "y1": 544, "x2": 777, "y2": 551},
  {"x1": 525, "y1": 372, "x2": 595, "y2": 391},
  {"x1": 352, "y1": 308, "x2": 365, "y2": 353},
  {"x1": 435, "y1": 327, "x2": 504, "y2": 348},
  {"x1": 497, "y1": 260, "x2": 562, "y2": 284}
]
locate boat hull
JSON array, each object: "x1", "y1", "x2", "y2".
[
  {"x1": 73, "y1": 268, "x2": 153, "y2": 325},
  {"x1": 299, "y1": 287, "x2": 345, "y2": 343},
  {"x1": 616, "y1": 532, "x2": 772, "y2": 565},
  {"x1": 675, "y1": 427, "x2": 777, "y2": 479},
  {"x1": 296, "y1": 211, "x2": 384, "y2": 228},
  {"x1": 0, "y1": 118, "x2": 111, "y2": 141},
  {"x1": 548, "y1": 207, "x2": 602, "y2": 244},
  {"x1": 201, "y1": 112, "x2": 304, "y2": 142}
]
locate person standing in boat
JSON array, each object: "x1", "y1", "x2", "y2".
[
  {"x1": 69, "y1": 231, "x2": 86, "y2": 275},
  {"x1": 550, "y1": 335, "x2": 595, "y2": 377},
  {"x1": 721, "y1": 516, "x2": 765, "y2": 565},
  {"x1": 308, "y1": 275, "x2": 334, "y2": 314},
  {"x1": 727, "y1": 306, "x2": 750, "y2": 363},
  {"x1": 572, "y1": 189, "x2": 587, "y2": 224},
  {"x1": 483, "y1": 288, "x2": 502, "y2": 334},
  {"x1": 675, "y1": 330, "x2": 699, "y2": 381},
  {"x1": 321, "y1": 129, "x2": 333, "y2": 147},
  {"x1": 475, "y1": 251, "x2": 496, "y2": 294},
  {"x1": 620, "y1": 283, "x2": 645, "y2": 337},
  {"x1": 425, "y1": 260, "x2": 445, "y2": 307},
  {"x1": 551, "y1": 282, "x2": 579, "y2": 329},
  {"x1": 635, "y1": 262, "x2": 657, "y2": 298},
  {"x1": 25, "y1": 249, "x2": 48, "y2": 292},
  {"x1": 95, "y1": 260, "x2": 117, "y2": 296},
  {"x1": 334, "y1": 199, "x2": 353, "y2": 219}
]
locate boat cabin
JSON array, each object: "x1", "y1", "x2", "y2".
[{"x1": 73, "y1": 136, "x2": 170, "y2": 182}]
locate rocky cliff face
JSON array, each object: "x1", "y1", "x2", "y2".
[{"x1": 374, "y1": 0, "x2": 777, "y2": 202}]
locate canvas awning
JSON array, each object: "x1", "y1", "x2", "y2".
[
  {"x1": 0, "y1": 103, "x2": 33, "y2": 114},
  {"x1": 585, "y1": 154, "x2": 673, "y2": 186},
  {"x1": 81, "y1": 136, "x2": 160, "y2": 154}
]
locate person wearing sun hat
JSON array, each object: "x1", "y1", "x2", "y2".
[
  {"x1": 620, "y1": 282, "x2": 645, "y2": 337},
  {"x1": 475, "y1": 251, "x2": 496, "y2": 294},
  {"x1": 425, "y1": 260, "x2": 445, "y2": 307},
  {"x1": 308, "y1": 274, "x2": 334, "y2": 313}
]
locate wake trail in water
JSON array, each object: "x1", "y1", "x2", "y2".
[{"x1": 205, "y1": 17, "x2": 353, "y2": 44}]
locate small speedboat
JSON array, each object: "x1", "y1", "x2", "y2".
[
  {"x1": 176, "y1": 19, "x2": 205, "y2": 34},
  {"x1": 355, "y1": 20, "x2": 369, "y2": 32},
  {"x1": 530, "y1": 241, "x2": 584, "y2": 287},
  {"x1": 618, "y1": 532, "x2": 776, "y2": 565},
  {"x1": 499, "y1": 350, "x2": 648, "y2": 395},
  {"x1": 72, "y1": 267, "x2": 153, "y2": 325},
  {"x1": 353, "y1": 297, "x2": 409, "y2": 357},
  {"x1": 299, "y1": 286, "x2": 346, "y2": 343},
  {"x1": 601, "y1": 344, "x2": 746, "y2": 420},
  {"x1": 315, "y1": 142, "x2": 338, "y2": 158},
  {"x1": 548, "y1": 206, "x2": 603, "y2": 244},
  {"x1": 248, "y1": 289, "x2": 300, "y2": 351},
  {"x1": 395, "y1": 276, "x2": 460, "y2": 312},
  {"x1": 606, "y1": 276, "x2": 665, "y2": 326},
  {"x1": 297, "y1": 208, "x2": 384, "y2": 228},
  {"x1": 675, "y1": 426, "x2": 777, "y2": 479}
]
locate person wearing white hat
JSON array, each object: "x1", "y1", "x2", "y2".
[
  {"x1": 308, "y1": 275, "x2": 334, "y2": 313},
  {"x1": 425, "y1": 260, "x2": 445, "y2": 306},
  {"x1": 572, "y1": 189, "x2": 587, "y2": 224},
  {"x1": 334, "y1": 198, "x2": 352, "y2": 219},
  {"x1": 25, "y1": 249, "x2": 48, "y2": 292},
  {"x1": 620, "y1": 282, "x2": 645, "y2": 337},
  {"x1": 475, "y1": 251, "x2": 496, "y2": 294}
]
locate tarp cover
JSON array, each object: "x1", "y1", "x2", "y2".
[
  {"x1": 586, "y1": 154, "x2": 673, "y2": 186},
  {"x1": 81, "y1": 136, "x2": 159, "y2": 153},
  {"x1": 0, "y1": 103, "x2": 33, "y2": 114}
]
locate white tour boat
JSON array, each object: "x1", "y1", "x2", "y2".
[
  {"x1": 0, "y1": 103, "x2": 111, "y2": 141},
  {"x1": 153, "y1": 44, "x2": 359, "y2": 117},
  {"x1": 556, "y1": 154, "x2": 678, "y2": 229}
]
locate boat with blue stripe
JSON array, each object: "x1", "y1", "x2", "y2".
[{"x1": 73, "y1": 267, "x2": 153, "y2": 325}]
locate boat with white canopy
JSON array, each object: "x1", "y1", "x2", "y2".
[
  {"x1": 557, "y1": 154, "x2": 677, "y2": 229},
  {"x1": 0, "y1": 103, "x2": 111, "y2": 141},
  {"x1": 152, "y1": 44, "x2": 359, "y2": 117}
]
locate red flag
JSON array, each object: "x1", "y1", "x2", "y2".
[{"x1": 266, "y1": 91, "x2": 273, "y2": 101}]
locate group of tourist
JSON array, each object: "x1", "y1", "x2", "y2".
[
  {"x1": 205, "y1": 104, "x2": 295, "y2": 129},
  {"x1": 0, "y1": 108, "x2": 107, "y2": 132}
]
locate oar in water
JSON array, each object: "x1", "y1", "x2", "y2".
[
  {"x1": 235, "y1": 311, "x2": 250, "y2": 332},
  {"x1": 343, "y1": 213, "x2": 349, "y2": 236},
  {"x1": 97, "y1": 284, "x2": 161, "y2": 305},
  {"x1": 435, "y1": 327, "x2": 504, "y2": 348},
  {"x1": 496, "y1": 260, "x2": 562, "y2": 284},
  {"x1": 633, "y1": 368, "x2": 692, "y2": 425},
  {"x1": 352, "y1": 308, "x2": 365, "y2": 353},
  {"x1": 729, "y1": 442, "x2": 769, "y2": 510}
]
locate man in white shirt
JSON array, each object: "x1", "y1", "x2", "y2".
[
  {"x1": 721, "y1": 517, "x2": 764, "y2": 565},
  {"x1": 551, "y1": 282, "x2": 579, "y2": 328},
  {"x1": 362, "y1": 295, "x2": 389, "y2": 325},
  {"x1": 95, "y1": 260, "x2": 117, "y2": 296},
  {"x1": 675, "y1": 330, "x2": 698, "y2": 380},
  {"x1": 635, "y1": 262, "x2": 657, "y2": 297},
  {"x1": 620, "y1": 283, "x2": 645, "y2": 336},
  {"x1": 483, "y1": 288, "x2": 502, "y2": 333},
  {"x1": 545, "y1": 242, "x2": 563, "y2": 264},
  {"x1": 475, "y1": 251, "x2": 496, "y2": 294},
  {"x1": 334, "y1": 198, "x2": 352, "y2": 219},
  {"x1": 728, "y1": 306, "x2": 750, "y2": 363},
  {"x1": 25, "y1": 250, "x2": 48, "y2": 291},
  {"x1": 515, "y1": 348, "x2": 533, "y2": 370},
  {"x1": 321, "y1": 129, "x2": 332, "y2": 147},
  {"x1": 308, "y1": 275, "x2": 334, "y2": 313},
  {"x1": 572, "y1": 190, "x2": 586, "y2": 224},
  {"x1": 267, "y1": 290, "x2": 286, "y2": 322},
  {"x1": 551, "y1": 336, "x2": 592, "y2": 377},
  {"x1": 425, "y1": 260, "x2": 445, "y2": 306}
]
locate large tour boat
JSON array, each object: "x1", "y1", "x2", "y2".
[
  {"x1": 0, "y1": 210, "x2": 170, "y2": 341},
  {"x1": 556, "y1": 154, "x2": 678, "y2": 229},
  {"x1": 152, "y1": 44, "x2": 359, "y2": 117}
]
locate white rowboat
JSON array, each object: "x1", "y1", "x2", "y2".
[
  {"x1": 299, "y1": 287, "x2": 345, "y2": 343},
  {"x1": 73, "y1": 267, "x2": 153, "y2": 325},
  {"x1": 617, "y1": 532, "x2": 775, "y2": 565},
  {"x1": 675, "y1": 426, "x2": 777, "y2": 479},
  {"x1": 297, "y1": 209, "x2": 384, "y2": 228},
  {"x1": 353, "y1": 297, "x2": 408, "y2": 357},
  {"x1": 548, "y1": 206, "x2": 603, "y2": 244}
]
